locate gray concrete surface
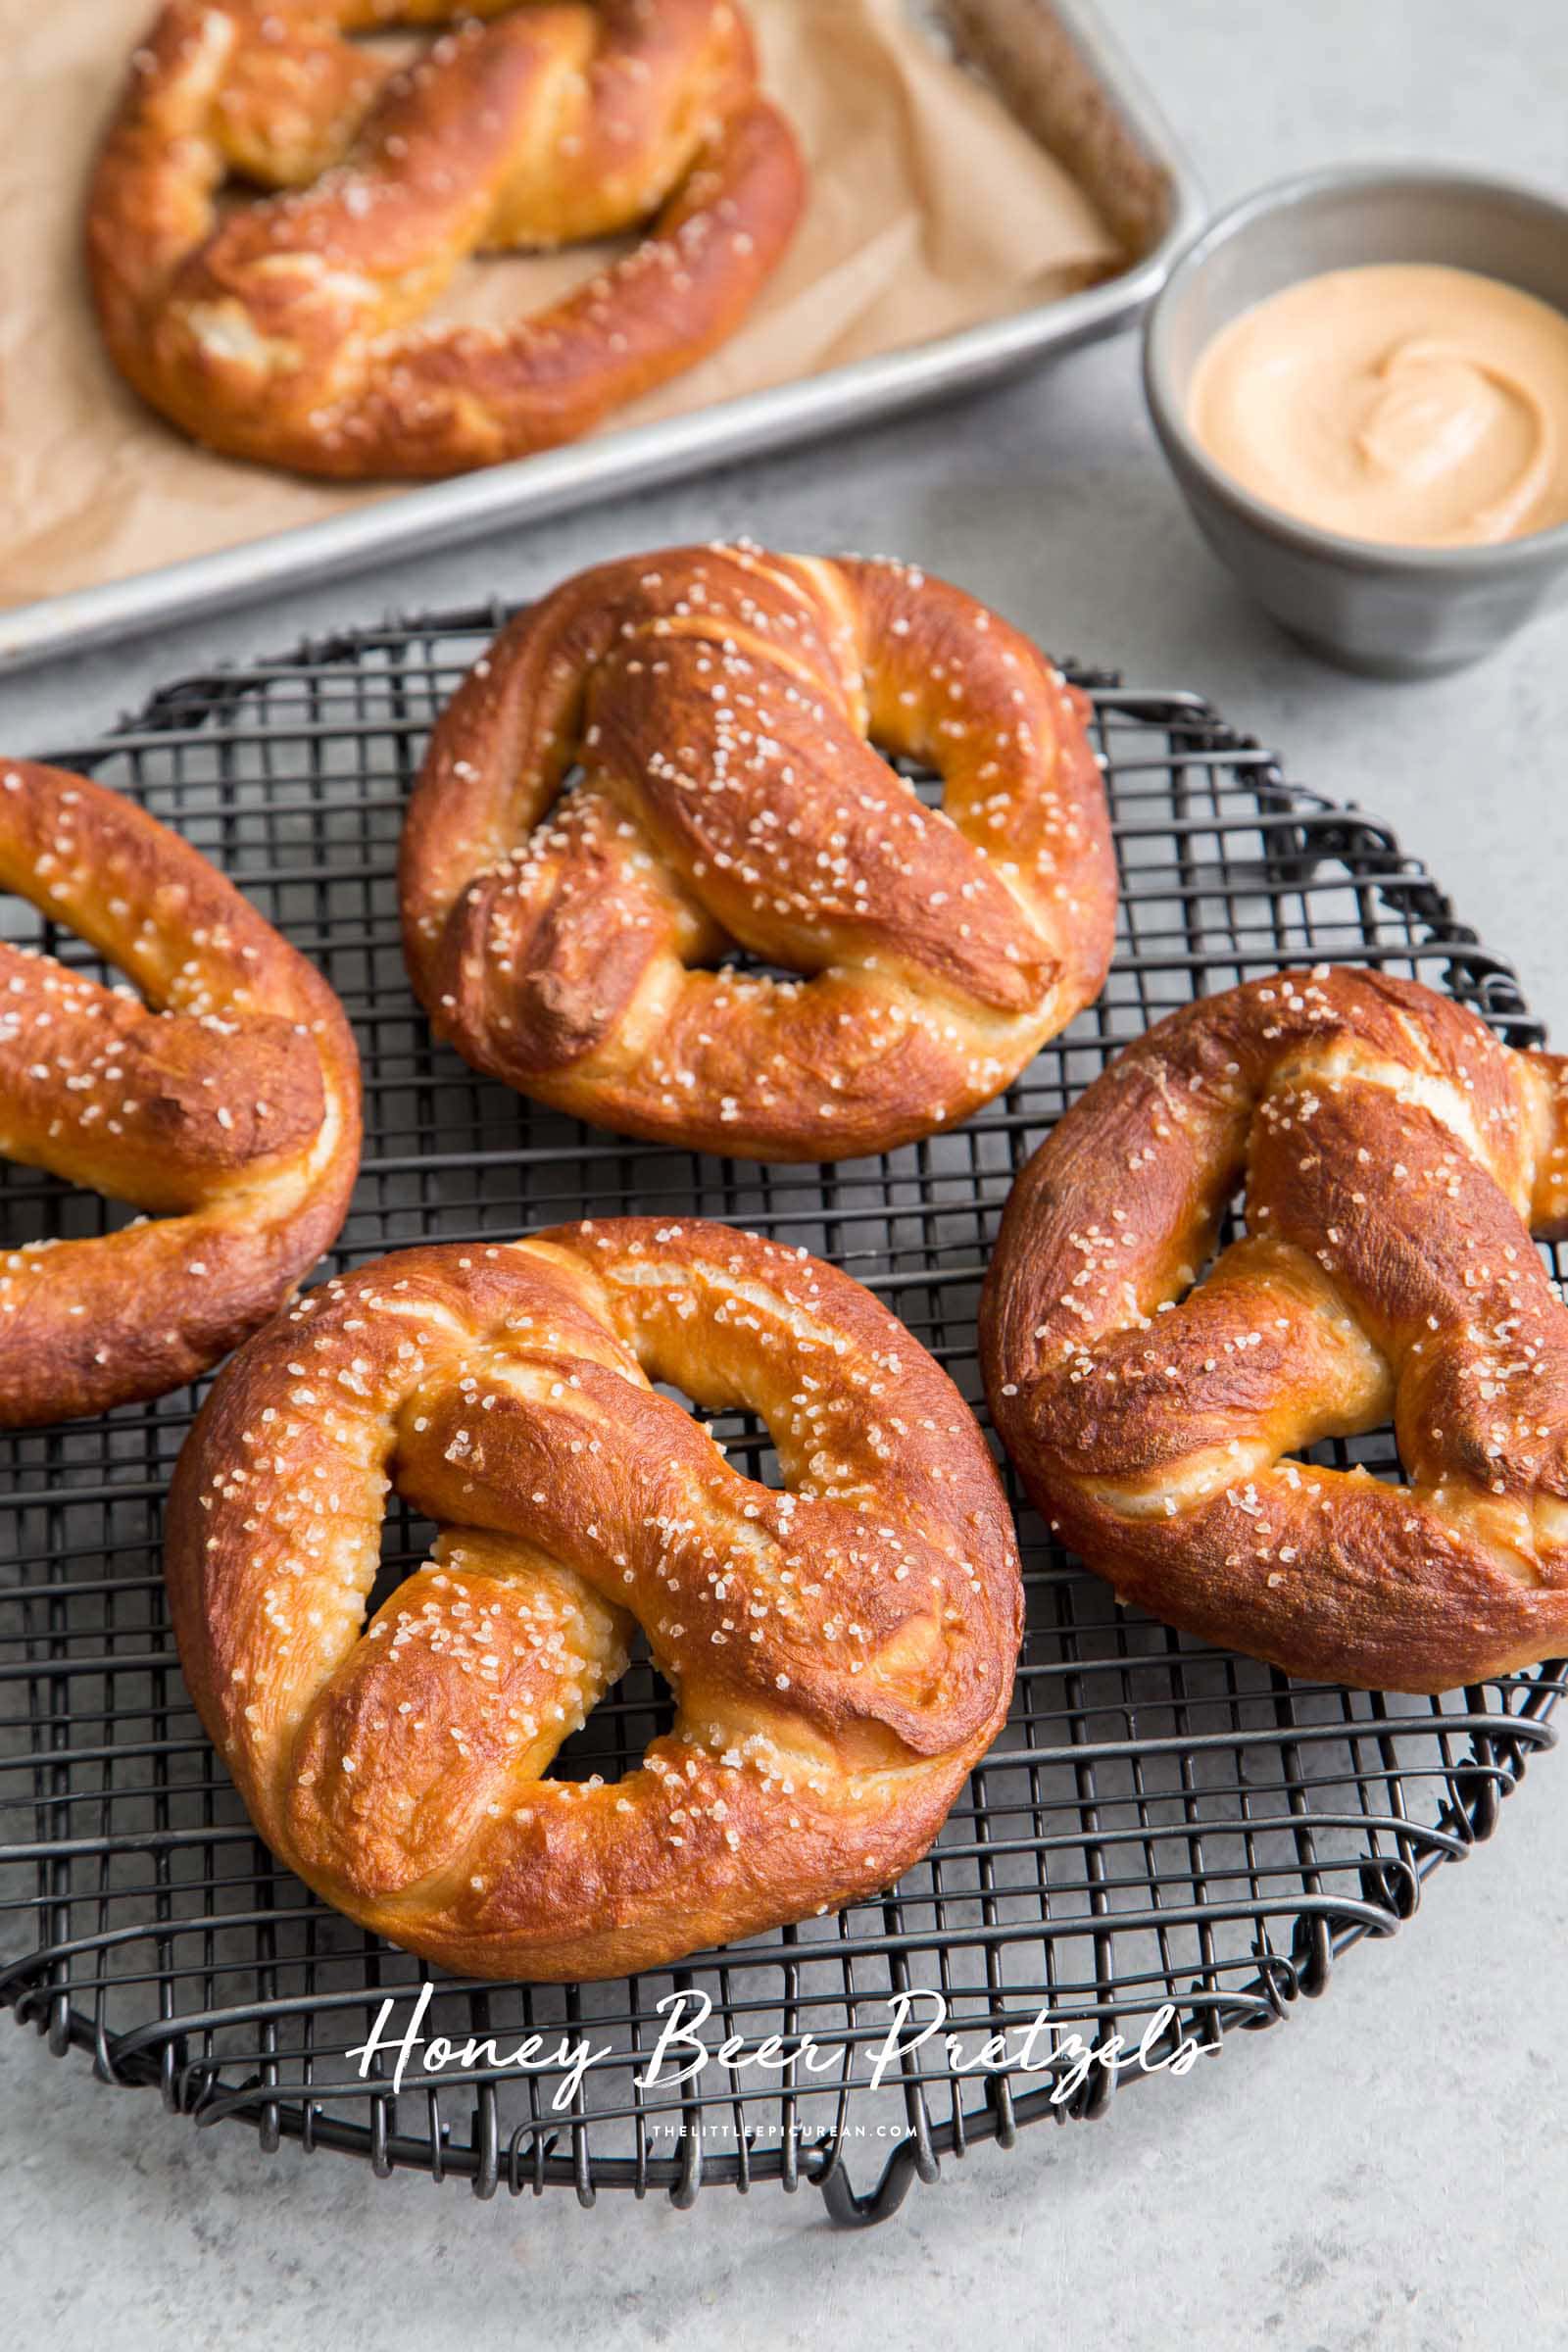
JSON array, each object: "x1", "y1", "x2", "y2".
[{"x1": 3, "y1": 2, "x2": 1566, "y2": 2343}]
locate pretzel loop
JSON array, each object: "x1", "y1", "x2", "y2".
[
  {"x1": 88, "y1": 0, "x2": 806, "y2": 477},
  {"x1": 981, "y1": 969, "x2": 1568, "y2": 1691},
  {"x1": 400, "y1": 544, "x2": 1117, "y2": 1160},
  {"x1": 0, "y1": 762, "x2": 361, "y2": 1427},
  {"x1": 167, "y1": 1218, "x2": 1022, "y2": 1980}
]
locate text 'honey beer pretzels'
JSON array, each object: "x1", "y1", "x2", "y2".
[
  {"x1": 167, "y1": 1220, "x2": 1022, "y2": 1979},
  {"x1": 981, "y1": 969, "x2": 1568, "y2": 1691},
  {"x1": 0, "y1": 762, "x2": 361, "y2": 1429},
  {"x1": 87, "y1": 0, "x2": 806, "y2": 477},
  {"x1": 400, "y1": 542, "x2": 1117, "y2": 1160}
]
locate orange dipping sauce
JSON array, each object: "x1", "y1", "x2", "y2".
[{"x1": 1189, "y1": 264, "x2": 1568, "y2": 548}]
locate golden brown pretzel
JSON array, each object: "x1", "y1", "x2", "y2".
[
  {"x1": 0, "y1": 761, "x2": 361, "y2": 1428},
  {"x1": 400, "y1": 542, "x2": 1117, "y2": 1161},
  {"x1": 980, "y1": 968, "x2": 1568, "y2": 1692},
  {"x1": 166, "y1": 1218, "x2": 1022, "y2": 1980},
  {"x1": 86, "y1": 0, "x2": 805, "y2": 479}
]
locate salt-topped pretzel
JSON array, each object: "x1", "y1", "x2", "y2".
[
  {"x1": 87, "y1": 0, "x2": 805, "y2": 478},
  {"x1": 167, "y1": 1218, "x2": 1022, "y2": 1979},
  {"x1": 981, "y1": 968, "x2": 1568, "y2": 1692},
  {"x1": 0, "y1": 761, "x2": 361, "y2": 1428},
  {"x1": 401, "y1": 542, "x2": 1116, "y2": 1161}
]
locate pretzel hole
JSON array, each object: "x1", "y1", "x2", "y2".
[
  {"x1": 649, "y1": 1379, "x2": 791, "y2": 1491},
  {"x1": 0, "y1": 1171, "x2": 143, "y2": 1253},
  {"x1": 362, "y1": 1364, "x2": 792, "y2": 1797},
  {"x1": 0, "y1": 901, "x2": 153, "y2": 1247},
  {"x1": 549, "y1": 1645, "x2": 677, "y2": 1788},
  {"x1": 366, "y1": 1501, "x2": 677, "y2": 1791}
]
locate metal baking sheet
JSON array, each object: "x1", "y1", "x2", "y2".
[{"x1": 0, "y1": 0, "x2": 1200, "y2": 675}]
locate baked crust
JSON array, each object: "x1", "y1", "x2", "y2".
[
  {"x1": 0, "y1": 760, "x2": 361, "y2": 1426},
  {"x1": 86, "y1": 0, "x2": 805, "y2": 478},
  {"x1": 166, "y1": 1217, "x2": 1023, "y2": 1979},
  {"x1": 980, "y1": 967, "x2": 1568, "y2": 1691},
  {"x1": 401, "y1": 542, "x2": 1117, "y2": 1159}
]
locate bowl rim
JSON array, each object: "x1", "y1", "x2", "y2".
[{"x1": 1143, "y1": 159, "x2": 1568, "y2": 579}]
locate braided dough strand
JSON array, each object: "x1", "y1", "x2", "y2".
[
  {"x1": 167, "y1": 1218, "x2": 1022, "y2": 1980},
  {"x1": 981, "y1": 968, "x2": 1568, "y2": 1691},
  {"x1": 87, "y1": 0, "x2": 806, "y2": 478},
  {"x1": 0, "y1": 761, "x2": 361, "y2": 1426},
  {"x1": 400, "y1": 543, "x2": 1116, "y2": 1160}
]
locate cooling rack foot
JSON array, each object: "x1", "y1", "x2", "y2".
[{"x1": 814, "y1": 2140, "x2": 926, "y2": 2228}]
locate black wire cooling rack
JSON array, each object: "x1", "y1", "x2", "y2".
[{"x1": 2, "y1": 610, "x2": 1563, "y2": 2229}]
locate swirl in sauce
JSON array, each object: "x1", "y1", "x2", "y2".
[{"x1": 1188, "y1": 265, "x2": 1568, "y2": 547}]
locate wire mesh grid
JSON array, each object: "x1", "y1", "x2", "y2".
[{"x1": 2, "y1": 608, "x2": 1562, "y2": 2228}]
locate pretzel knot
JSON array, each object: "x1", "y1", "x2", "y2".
[
  {"x1": 400, "y1": 543, "x2": 1117, "y2": 1161},
  {"x1": 981, "y1": 969, "x2": 1568, "y2": 1692},
  {"x1": 87, "y1": 0, "x2": 805, "y2": 477},
  {"x1": 0, "y1": 763, "x2": 361, "y2": 1429},
  {"x1": 167, "y1": 1219, "x2": 1022, "y2": 1979}
]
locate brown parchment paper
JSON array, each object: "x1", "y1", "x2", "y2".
[{"x1": 0, "y1": 0, "x2": 1122, "y2": 606}]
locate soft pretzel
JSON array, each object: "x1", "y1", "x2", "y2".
[
  {"x1": 0, "y1": 762, "x2": 361, "y2": 1428},
  {"x1": 980, "y1": 968, "x2": 1568, "y2": 1692},
  {"x1": 400, "y1": 542, "x2": 1117, "y2": 1161},
  {"x1": 167, "y1": 1218, "x2": 1021, "y2": 1979},
  {"x1": 86, "y1": 0, "x2": 805, "y2": 478}
]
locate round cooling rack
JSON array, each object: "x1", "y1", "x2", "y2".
[{"x1": 1, "y1": 614, "x2": 1562, "y2": 2228}]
